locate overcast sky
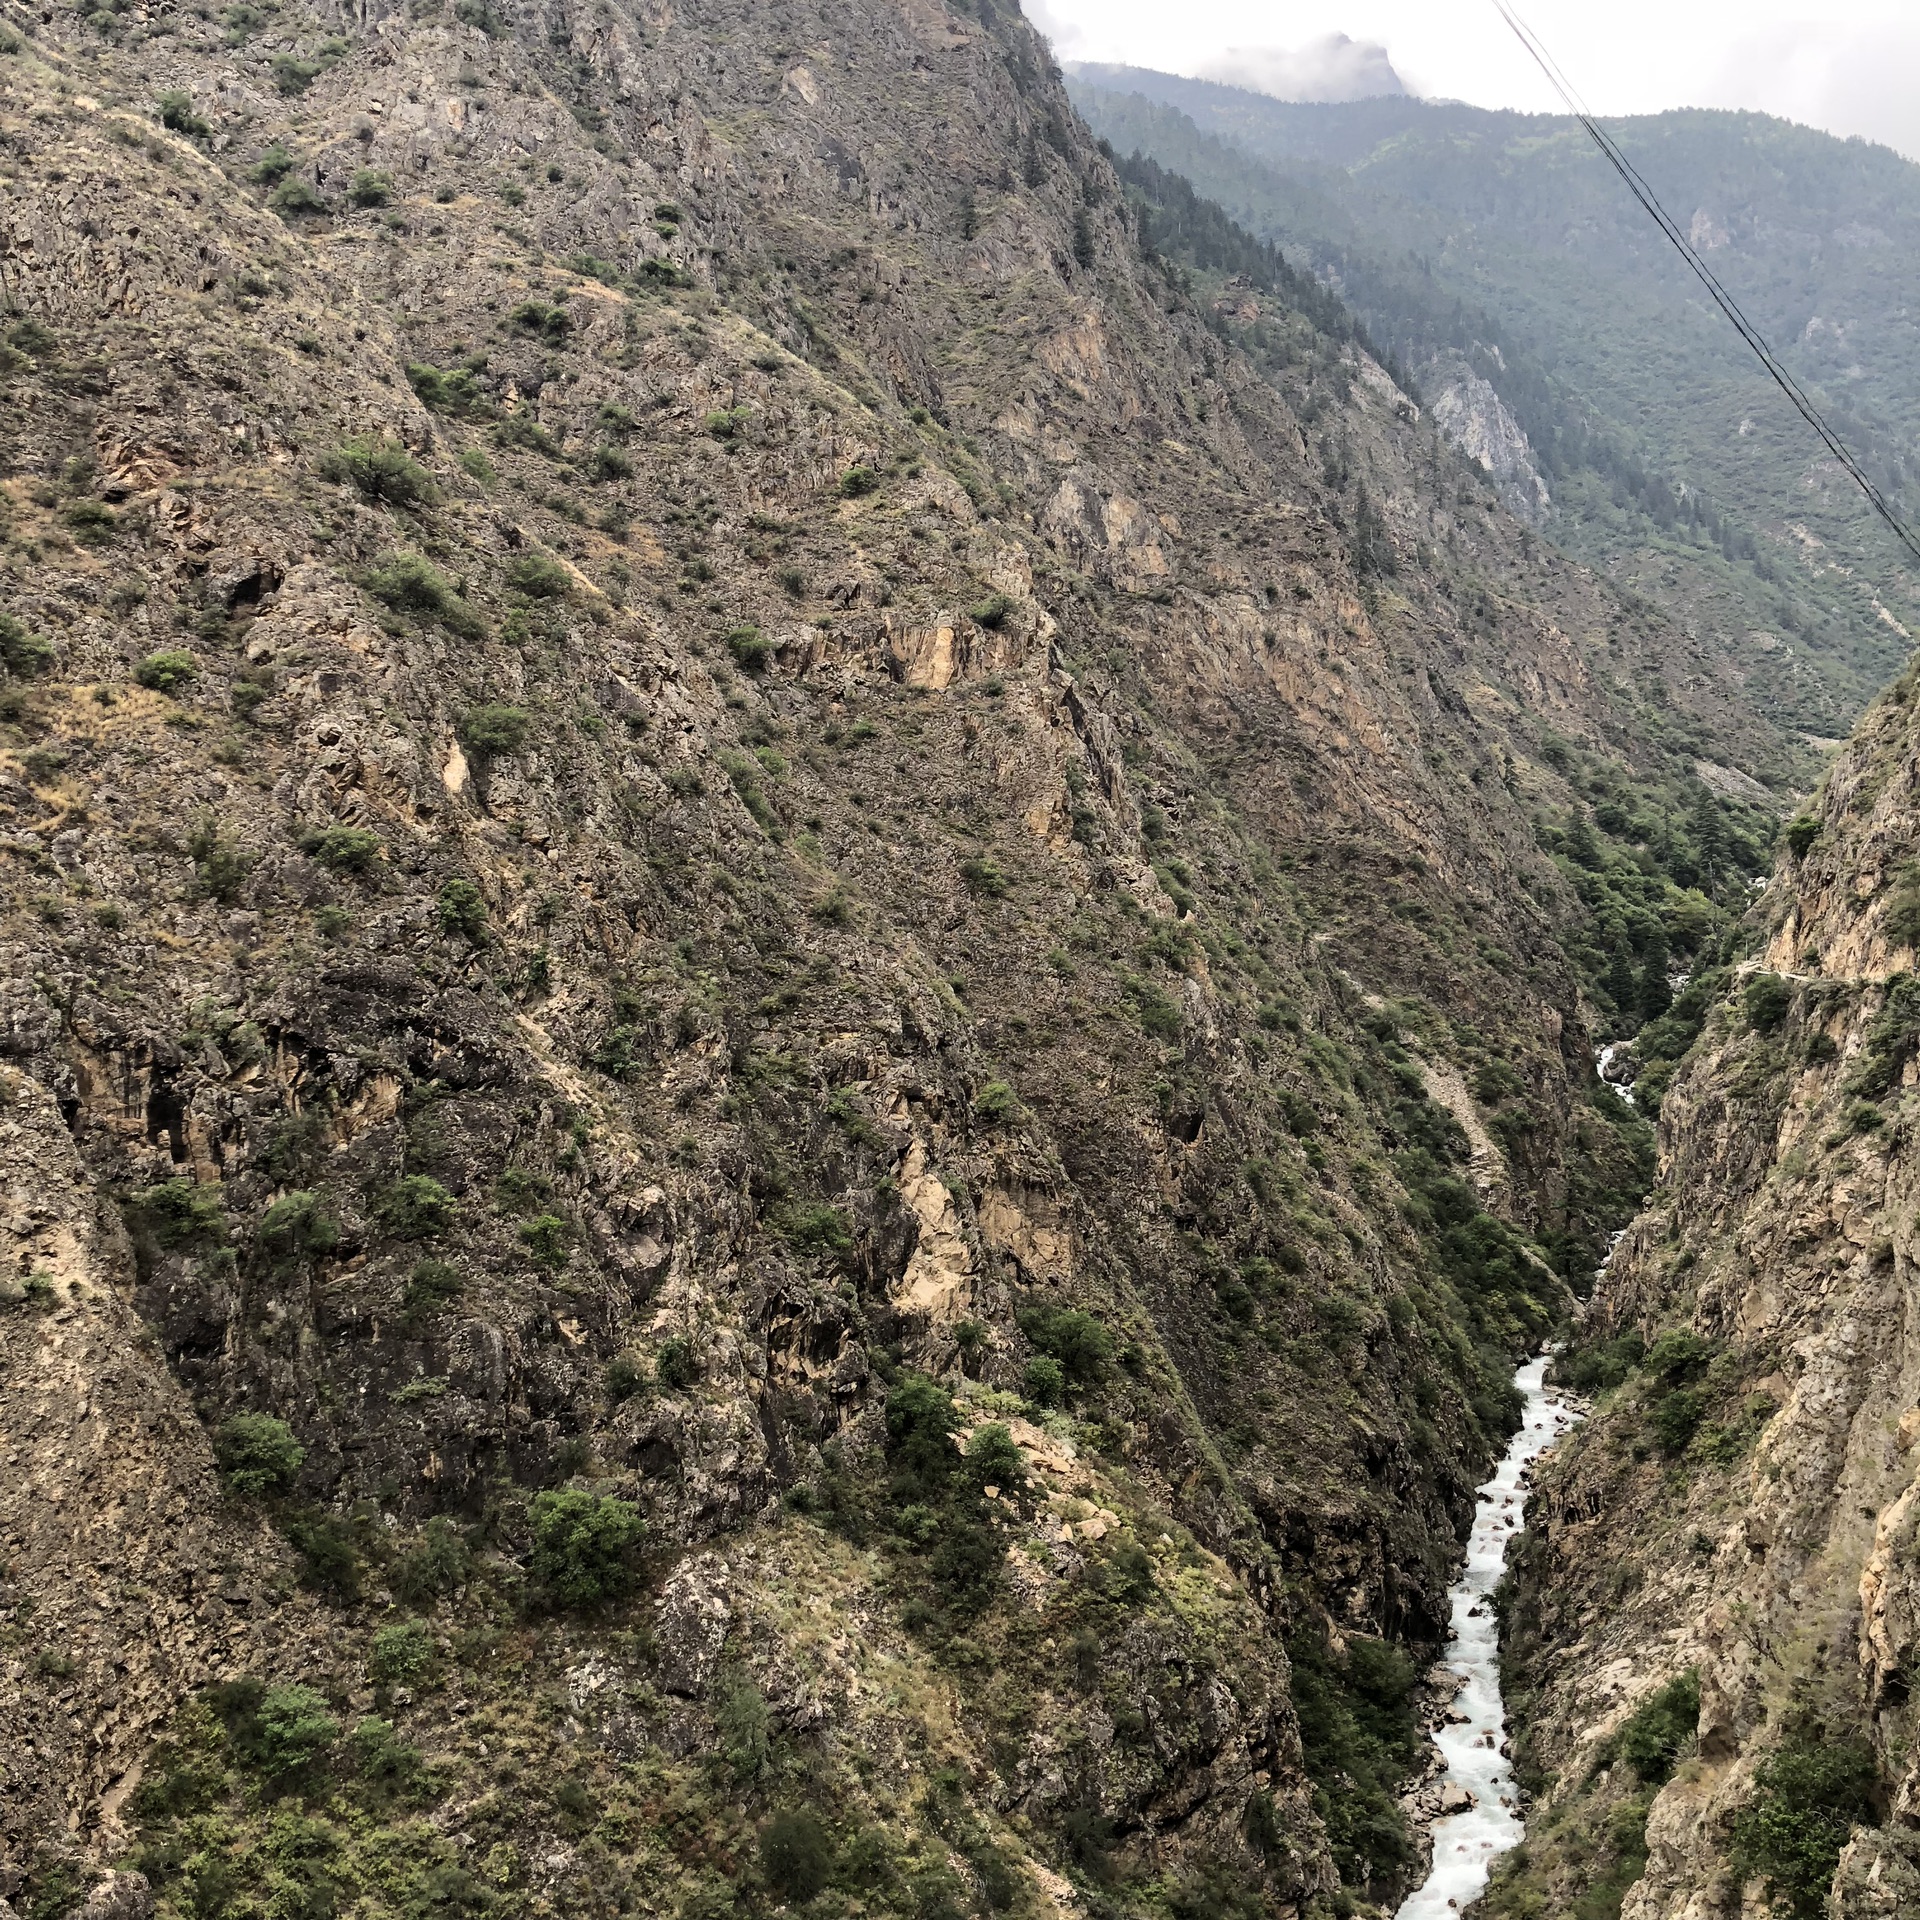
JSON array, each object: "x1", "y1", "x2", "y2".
[{"x1": 1027, "y1": 1, "x2": 1920, "y2": 162}]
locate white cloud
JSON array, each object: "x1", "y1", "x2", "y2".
[
  {"x1": 1023, "y1": 0, "x2": 1084, "y2": 54},
  {"x1": 1703, "y1": 24, "x2": 1920, "y2": 162},
  {"x1": 1030, "y1": 2, "x2": 1920, "y2": 160},
  {"x1": 1197, "y1": 35, "x2": 1406, "y2": 104}
]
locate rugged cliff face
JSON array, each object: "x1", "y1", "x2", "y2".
[
  {"x1": 1487, "y1": 672, "x2": 1920, "y2": 1918},
  {"x1": 1422, "y1": 356, "x2": 1551, "y2": 531},
  {"x1": 0, "y1": 2, "x2": 1783, "y2": 1915}
]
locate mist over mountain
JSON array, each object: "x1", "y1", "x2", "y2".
[{"x1": 1195, "y1": 37, "x2": 1407, "y2": 106}]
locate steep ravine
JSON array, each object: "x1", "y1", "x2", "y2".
[
  {"x1": 1486, "y1": 667, "x2": 1920, "y2": 1917},
  {"x1": 0, "y1": 1, "x2": 1785, "y2": 1916}
]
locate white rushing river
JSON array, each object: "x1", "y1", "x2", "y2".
[{"x1": 1395, "y1": 1356, "x2": 1584, "y2": 1920}]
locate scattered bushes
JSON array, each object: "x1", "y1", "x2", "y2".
[
  {"x1": 1784, "y1": 814, "x2": 1822, "y2": 857},
  {"x1": 1286, "y1": 1625, "x2": 1419, "y2": 1888},
  {"x1": 1846, "y1": 975, "x2": 1920, "y2": 1099},
  {"x1": 527, "y1": 1489, "x2": 645, "y2": 1608},
  {"x1": 1652, "y1": 1388, "x2": 1708, "y2": 1453},
  {"x1": 407, "y1": 361, "x2": 491, "y2": 418},
  {"x1": 362, "y1": 553, "x2": 482, "y2": 634},
  {"x1": 434, "y1": 877, "x2": 489, "y2": 942},
  {"x1": 1090, "y1": 1536, "x2": 1156, "y2": 1606},
  {"x1": 590, "y1": 1024, "x2": 643, "y2": 1080},
  {"x1": 367, "y1": 1619, "x2": 434, "y2": 1686},
  {"x1": 1744, "y1": 973, "x2": 1793, "y2": 1033},
  {"x1": 0, "y1": 613, "x2": 53, "y2": 677},
  {"x1": 187, "y1": 817, "x2": 257, "y2": 906},
  {"x1": 3, "y1": 1270, "x2": 57, "y2": 1311},
  {"x1": 214, "y1": 1414, "x2": 305, "y2": 1496},
  {"x1": 495, "y1": 411, "x2": 562, "y2": 458},
  {"x1": 839, "y1": 465, "x2": 880, "y2": 498},
  {"x1": 1613, "y1": 1670, "x2": 1700, "y2": 1784},
  {"x1": 1019, "y1": 1303, "x2": 1114, "y2": 1389},
  {"x1": 506, "y1": 551, "x2": 570, "y2": 598},
  {"x1": 1728, "y1": 1735, "x2": 1878, "y2": 1919},
  {"x1": 157, "y1": 90, "x2": 212, "y2": 141},
  {"x1": 249, "y1": 142, "x2": 294, "y2": 184},
  {"x1": 457, "y1": 703, "x2": 533, "y2": 757},
  {"x1": 1556, "y1": 1330, "x2": 1645, "y2": 1394},
  {"x1": 884, "y1": 1374, "x2": 1006, "y2": 1619},
  {"x1": 971, "y1": 1080, "x2": 1024, "y2": 1126},
  {"x1": 777, "y1": 1204, "x2": 854, "y2": 1260},
  {"x1": 960, "y1": 855, "x2": 1008, "y2": 897},
  {"x1": 720, "y1": 750, "x2": 780, "y2": 834},
  {"x1": 585, "y1": 442, "x2": 632, "y2": 481},
  {"x1": 348, "y1": 1715, "x2": 424, "y2": 1792},
  {"x1": 258, "y1": 1190, "x2": 342, "y2": 1262},
  {"x1": 1643, "y1": 1329, "x2": 1713, "y2": 1388},
  {"x1": 605, "y1": 1354, "x2": 649, "y2": 1402},
  {"x1": 303, "y1": 825, "x2": 383, "y2": 873},
  {"x1": 270, "y1": 176, "x2": 327, "y2": 218},
  {"x1": 655, "y1": 1337, "x2": 699, "y2": 1391},
  {"x1": 346, "y1": 168, "x2": 392, "y2": 207},
  {"x1": 401, "y1": 1259, "x2": 463, "y2": 1322},
  {"x1": 286, "y1": 1512, "x2": 363, "y2": 1600},
  {"x1": 761, "y1": 1812, "x2": 834, "y2": 1903},
  {"x1": 246, "y1": 1683, "x2": 339, "y2": 1776},
  {"x1": 64, "y1": 498, "x2": 116, "y2": 542},
  {"x1": 717, "y1": 1671, "x2": 771, "y2": 1780},
  {"x1": 726, "y1": 624, "x2": 775, "y2": 672},
  {"x1": 1022, "y1": 1354, "x2": 1066, "y2": 1407},
  {"x1": 321, "y1": 436, "x2": 438, "y2": 509},
  {"x1": 1884, "y1": 867, "x2": 1920, "y2": 952},
  {"x1": 517, "y1": 1213, "x2": 572, "y2": 1269},
  {"x1": 507, "y1": 300, "x2": 572, "y2": 342},
  {"x1": 969, "y1": 593, "x2": 1015, "y2": 630},
  {"x1": 135, "y1": 648, "x2": 198, "y2": 694},
  {"x1": 1638, "y1": 1330, "x2": 1716, "y2": 1454},
  {"x1": 270, "y1": 41, "x2": 346, "y2": 95},
  {"x1": 389, "y1": 1517, "x2": 470, "y2": 1603},
  {"x1": 131, "y1": 1176, "x2": 226, "y2": 1247},
  {"x1": 1124, "y1": 973, "x2": 1181, "y2": 1038},
  {"x1": 373, "y1": 1175, "x2": 456, "y2": 1241}
]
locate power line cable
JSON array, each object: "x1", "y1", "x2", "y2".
[{"x1": 1490, "y1": 0, "x2": 1920, "y2": 572}]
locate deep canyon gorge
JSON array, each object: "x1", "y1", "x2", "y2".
[{"x1": 3, "y1": 4, "x2": 1919, "y2": 1920}]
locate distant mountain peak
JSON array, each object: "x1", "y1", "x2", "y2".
[{"x1": 1197, "y1": 35, "x2": 1408, "y2": 104}]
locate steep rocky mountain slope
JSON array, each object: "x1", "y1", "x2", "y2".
[
  {"x1": 0, "y1": 3, "x2": 1794, "y2": 1916},
  {"x1": 1065, "y1": 68, "x2": 1920, "y2": 749},
  {"x1": 1483, "y1": 674, "x2": 1920, "y2": 1916}
]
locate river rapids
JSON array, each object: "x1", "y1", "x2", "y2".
[{"x1": 1395, "y1": 1356, "x2": 1584, "y2": 1920}]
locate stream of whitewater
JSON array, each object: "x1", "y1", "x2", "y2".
[{"x1": 1394, "y1": 1356, "x2": 1584, "y2": 1920}]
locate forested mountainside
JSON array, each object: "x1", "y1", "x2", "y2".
[
  {"x1": 1065, "y1": 68, "x2": 1920, "y2": 747},
  {"x1": 0, "y1": 3, "x2": 1814, "y2": 1918}
]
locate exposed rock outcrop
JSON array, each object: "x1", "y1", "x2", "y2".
[{"x1": 1425, "y1": 353, "x2": 1553, "y2": 527}]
